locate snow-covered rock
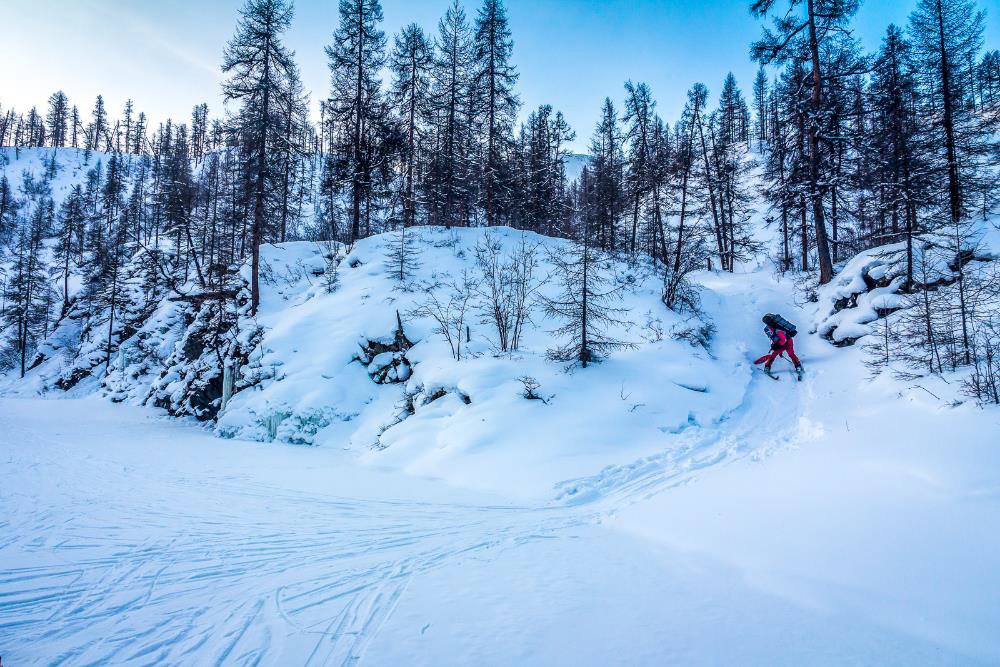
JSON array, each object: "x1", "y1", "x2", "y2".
[{"x1": 814, "y1": 235, "x2": 994, "y2": 345}]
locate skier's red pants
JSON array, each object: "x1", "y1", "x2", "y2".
[{"x1": 754, "y1": 338, "x2": 800, "y2": 367}]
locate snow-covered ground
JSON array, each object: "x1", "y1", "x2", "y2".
[
  {"x1": 208, "y1": 227, "x2": 748, "y2": 500},
  {"x1": 1, "y1": 147, "x2": 107, "y2": 207},
  {"x1": 2, "y1": 262, "x2": 999, "y2": 664}
]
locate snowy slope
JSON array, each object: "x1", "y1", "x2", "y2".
[
  {"x1": 3, "y1": 146, "x2": 1000, "y2": 664},
  {"x1": 1, "y1": 215, "x2": 753, "y2": 499},
  {"x1": 563, "y1": 152, "x2": 591, "y2": 184},
  {"x1": 1, "y1": 146, "x2": 116, "y2": 210},
  {"x1": 216, "y1": 227, "x2": 748, "y2": 499},
  {"x1": 2, "y1": 260, "x2": 999, "y2": 664},
  {"x1": 612, "y1": 269, "x2": 1000, "y2": 663}
]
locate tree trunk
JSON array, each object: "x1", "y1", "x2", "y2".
[
  {"x1": 251, "y1": 21, "x2": 273, "y2": 316},
  {"x1": 405, "y1": 50, "x2": 417, "y2": 228},
  {"x1": 696, "y1": 117, "x2": 725, "y2": 265},
  {"x1": 934, "y1": 0, "x2": 971, "y2": 364},
  {"x1": 800, "y1": 195, "x2": 809, "y2": 272},
  {"x1": 486, "y1": 27, "x2": 497, "y2": 228},
  {"x1": 105, "y1": 240, "x2": 122, "y2": 371},
  {"x1": 580, "y1": 225, "x2": 589, "y2": 368},
  {"x1": 280, "y1": 93, "x2": 293, "y2": 243},
  {"x1": 672, "y1": 154, "x2": 691, "y2": 276},
  {"x1": 351, "y1": 0, "x2": 365, "y2": 242},
  {"x1": 806, "y1": 0, "x2": 834, "y2": 284}
]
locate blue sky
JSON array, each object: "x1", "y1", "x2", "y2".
[{"x1": 2, "y1": 0, "x2": 999, "y2": 151}]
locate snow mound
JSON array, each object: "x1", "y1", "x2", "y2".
[
  {"x1": 211, "y1": 226, "x2": 749, "y2": 498},
  {"x1": 814, "y1": 243, "x2": 910, "y2": 344},
  {"x1": 814, "y1": 233, "x2": 995, "y2": 345}
]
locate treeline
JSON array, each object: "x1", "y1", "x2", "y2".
[
  {"x1": 0, "y1": 0, "x2": 762, "y2": 376},
  {"x1": 1, "y1": 0, "x2": 999, "y2": 397},
  {"x1": 751, "y1": 0, "x2": 999, "y2": 284}
]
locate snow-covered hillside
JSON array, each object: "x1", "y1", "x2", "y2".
[
  {"x1": 226, "y1": 228, "x2": 754, "y2": 497},
  {"x1": 5, "y1": 222, "x2": 750, "y2": 498},
  {"x1": 563, "y1": 152, "x2": 591, "y2": 184},
  {"x1": 1, "y1": 146, "x2": 108, "y2": 210},
  {"x1": 3, "y1": 146, "x2": 1000, "y2": 664},
  {"x1": 2, "y1": 257, "x2": 999, "y2": 664}
]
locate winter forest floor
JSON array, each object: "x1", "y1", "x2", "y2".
[{"x1": 2, "y1": 269, "x2": 999, "y2": 665}]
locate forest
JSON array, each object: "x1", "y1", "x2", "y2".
[
  {"x1": 4, "y1": 1, "x2": 1000, "y2": 662},
  {"x1": 1, "y1": 0, "x2": 999, "y2": 403}
]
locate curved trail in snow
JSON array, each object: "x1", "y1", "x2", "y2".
[
  {"x1": 556, "y1": 271, "x2": 819, "y2": 511},
  {"x1": 0, "y1": 272, "x2": 828, "y2": 665}
]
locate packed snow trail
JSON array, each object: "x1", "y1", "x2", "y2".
[
  {"x1": 2, "y1": 270, "x2": 998, "y2": 664},
  {"x1": 557, "y1": 270, "x2": 817, "y2": 510}
]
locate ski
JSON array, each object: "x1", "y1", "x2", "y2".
[{"x1": 754, "y1": 366, "x2": 780, "y2": 380}]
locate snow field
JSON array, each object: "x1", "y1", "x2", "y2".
[{"x1": 3, "y1": 258, "x2": 999, "y2": 663}]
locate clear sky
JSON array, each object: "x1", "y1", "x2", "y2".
[{"x1": 3, "y1": 0, "x2": 1000, "y2": 151}]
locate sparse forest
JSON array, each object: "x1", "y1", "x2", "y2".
[
  {"x1": 5, "y1": 2, "x2": 1000, "y2": 663},
  {"x1": 1, "y1": 0, "x2": 999, "y2": 402}
]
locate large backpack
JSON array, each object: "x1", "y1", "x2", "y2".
[{"x1": 763, "y1": 313, "x2": 797, "y2": 338}]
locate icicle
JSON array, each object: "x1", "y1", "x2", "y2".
[{"x1": 221, "y1": 361, "x2": 234, "y2": 411}]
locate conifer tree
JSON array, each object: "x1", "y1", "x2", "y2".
[
  {"x1": 55, "y1": 185, "x2": 85, "y2": 309},
  {"x1": 46, "y1": 91, "x2": 69, "y2": 148},
  {"x1": 670, "y1": 85, "x2": 706, "y2": 280},
  {"x1": 623, "y1": 81, "x2": 655, "y2": 254},
  {"x1": 588, "y1": 98, "x2": 625, "y2": 252},
  {"x1": 2, "y1": 204, "x2": 53, "y2": 377},
  {"x1": 122, "y1": 99, "x2": 135, "y2": 155},
  {"x1": 326, "y1": 0, "x2": 387, "y2": 242},
  {"x1": 909, "y1": 0, "x2": 996, "y2": 364},
  {"x1": 542, "y1": 218, "x2": 631, "y2": 368},
  {"x1": 472, "y1": 0, "x2": 518, "y2": 227},
  {"x1": 0, "y1": 175, "x2": 19, "y2": 242},
  {"x1": 86, "y1": 95, "x2": 108, "y2": 152},
  {"x1": 751, "y1": 0, "x2": 861, "y2": 284},
  {"x1": 869, "y1": 25, "x2": 925, "y2": 286},
  {"x1": 221, "y1": 0, "x2": 297, "y2": 314},
  {"x1": 390, "y1": 23, "x2": 433, "y2": 228},
  {"x1": 428, "y1": 0, "x2": 475, "y2": 228},
  {"x1": 752, "y1": 66, "x2": 769, "y2": 149}
]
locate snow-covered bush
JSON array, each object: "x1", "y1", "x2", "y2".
[
  {"x1": 518, "y1": 375, "x2": 546, "y2": 402},
  {"x1": 410, "y1": 269, "x2": 479, "y2": 361},
  {"x1": 473, "y1": 231, "x2": 541, "y2": 354}
]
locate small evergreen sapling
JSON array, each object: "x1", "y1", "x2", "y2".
[{"x1": 542, "y1": 230, "x2": 633, "y2": 368}]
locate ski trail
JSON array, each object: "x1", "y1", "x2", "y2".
[
  {"x1": 556, "y1": 358, "x2": 807, "y2": 511},
  {"x1": 0, "y1": 406, "x2": 571, "y2": 664},
  {"x1": 556, "y1": 271, "x2": 814, "y2": 512}
]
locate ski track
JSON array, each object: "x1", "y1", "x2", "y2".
[{"x1": 0, "y1": 276, "x2": 810, "y2": 665}]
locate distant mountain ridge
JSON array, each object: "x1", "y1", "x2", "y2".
[{"x1": 563, "y1": 153, "x2": 591, "y2": 184}]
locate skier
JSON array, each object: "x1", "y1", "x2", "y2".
[{"x1": 754, "y1": 313, "x2": 803, "y2": 380}]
